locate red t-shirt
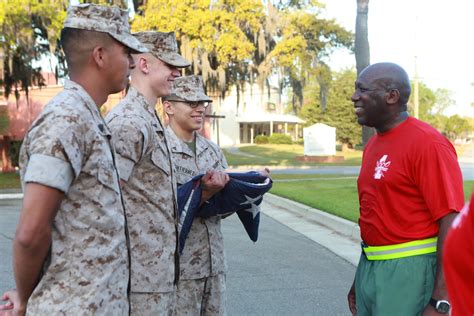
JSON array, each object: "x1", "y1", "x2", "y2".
[
  {"x1": 358, "y1": 117, "x2": 464, "y2": 245},
  {"x1": 444, "y1": 194, "x2": 474, "y2": 316}
]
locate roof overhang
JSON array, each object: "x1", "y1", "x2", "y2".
[{"x1": 236, "y1": 113, "x2": 305, "y2": 124}]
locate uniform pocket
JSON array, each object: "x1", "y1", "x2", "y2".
[
  {"x1": 151, "y1": 148, "x2": 171, "y2": 176},
  {"x1": 96, "y1": 159, "x2": 121, "y2": 194}
]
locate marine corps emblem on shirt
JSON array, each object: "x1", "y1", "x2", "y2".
[{"x1": 374, "y1": 154, "x2": 391, "y2": 179}]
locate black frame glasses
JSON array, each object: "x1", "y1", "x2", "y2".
[{"x1": 166, "y1": 99, "x2": 210, "y2": 109}]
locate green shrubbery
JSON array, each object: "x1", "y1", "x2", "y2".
[
  {"x1": 255, "y1": 133, "x2": 294, "y2": 144},
  {"x1": 254, "y1": 135, "x2": 269, "y2": 144},
  {"x1": 8, "y1": 141, "x2": 22, "y2": 167},
  {"x1": 268, "y1": 133, "x2": 292, "y2": 144}
]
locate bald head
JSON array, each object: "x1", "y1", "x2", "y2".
[{"x1": 359, "y1": 62, "x2": 411, "y2": 106}]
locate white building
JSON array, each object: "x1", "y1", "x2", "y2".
[{"x1": 207, "y1": 83, "x2": 304, "y2": 147}]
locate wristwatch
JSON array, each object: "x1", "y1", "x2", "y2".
[{"x1": 429, "y1": 298, "x2": 451, "y2": 314}]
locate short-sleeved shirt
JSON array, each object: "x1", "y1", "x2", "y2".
[
  {"x1": 19, "y1": 80, "x2": 129, "y2": 315},
  {"x1": 166, "y1": 127, "x2": 228, "y2": 280},
  {"x1": 106, "y1": 87, "x2": 179, "y2": 293},
  {"x1": 358, "y1": 117, "x2": 464, "y2": 245},
  {"x1": 444, "y1": 194, "x2": 474, "y2": 316}
]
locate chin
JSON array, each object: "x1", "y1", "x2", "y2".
[{"x1": 110, "y1": 86, "x2": 125, "y2": 94}]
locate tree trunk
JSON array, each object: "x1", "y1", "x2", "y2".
[{"x1": 355, "y1": 0, "x2": 374, "y2": 147}]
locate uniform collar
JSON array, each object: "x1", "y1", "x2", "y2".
[
  {"x1": 166, "y1": 126, "x2": 209, "y2": 157},
  {"x1": 126, "y1": 86, "x2": 164, "y2": 132},
  {"x1": 194, "y1": 132, "x2": 209, "y2": 156},
  {"x1": 64, "y1": 79, "x2": 111, "y2": 135}
]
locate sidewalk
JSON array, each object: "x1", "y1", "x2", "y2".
[
  {"x1": 0, "y1": 189, "x2": 362, "y2": 266},
  {"x1": 262, "y1": 194, "x2": 360, "y2": 266}
]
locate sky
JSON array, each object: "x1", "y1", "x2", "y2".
[{"x1": 321, "y1": 0, "x2": 474, "y2": 117}]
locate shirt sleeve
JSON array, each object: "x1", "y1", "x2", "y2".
[
  {"x1": 414, "y1": 139, "x2": 465, "y2": 220},
  {"x1": 218, "y1": 147, "x2": 228, "y2": 169},
  {"x1": 107, "y1": 116, "x2": 146, "y2": 181},
  {"x1": 23, "y1": 154, "x2": 74, "y2": 193},
  {"x1": 22, "y1": 112, "x2": 83, "y2": 193}
]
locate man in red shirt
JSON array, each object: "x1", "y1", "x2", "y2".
[
  {"x1": 346, "y1": 62, "x2": 464, "y2": 315},
  {"x1": 444, "y1": 193, "x2": 474, "y2": 315}
]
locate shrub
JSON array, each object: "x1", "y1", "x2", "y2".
[
  {"x1": 254, "y1": 135, "x2": 269, "y2": 144},
  {"x1": 268, "y1": 133, "x2": 292, "y2": 144},
  {"x1": 8, "y1": 140, "x2": 23, "y2": 167}
]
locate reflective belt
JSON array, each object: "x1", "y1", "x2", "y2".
[{"x1": 362, "y1": 237, "x2": 438, "y2": 260}]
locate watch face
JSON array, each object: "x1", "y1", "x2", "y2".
[{"x1": 437, "y1": 302, "x2": 450, "y2": 314}]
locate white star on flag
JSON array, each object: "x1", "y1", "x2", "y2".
[{"x1": 240, "y1": 195, "x2": 262, "y2": 219}]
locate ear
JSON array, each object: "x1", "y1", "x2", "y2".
[
  {"x1": 137, "y1": 55, "x2": 150, "y2": 74},
  {"x1": 386, "y1": 89, "x2": 400, "y2": 105},
  {"x1": 162, "y1": 100, "x2": 174, "y2": 116},
  {"x1": 91, "y1": 46, "x2": 106, "y2": 68}
]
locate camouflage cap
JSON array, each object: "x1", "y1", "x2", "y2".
[
  {"x1": 133, "y1": 31, "x2": 190, "y2": 68},
  {"x1": 64, "y1": 3, "x2": 148, "y2": 53},
  {"x1": 165, "y1": 75, "x2": 212, "y2": 102}
]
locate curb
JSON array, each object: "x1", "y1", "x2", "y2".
[
  {"x1": 265, "y1": 193, "x2": 361, "y2": 241},
  {"x1": 0, "y1": 193, "x2": 23, "y2": 200}
]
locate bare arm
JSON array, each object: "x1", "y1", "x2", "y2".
[
  {"x1": 347, "y1": 251, "x2": 363, "y2": 316},
  {"x1": 347, "y1": 277, "x2": 357, "y2": 316},
  {"x1": 422, "y1": 212, "x2": 457, "y2": 315},
  {"x1": 13, "y1": 183, "x2": 64, "y2": 312}
]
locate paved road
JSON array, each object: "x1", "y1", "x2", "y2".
[
  {"x1": 0, "y1": 199, "x2": 17, "y2": 293},
  {"x1": 223, "y1": 214, "x2": 355, "y2": 315},
  {"x1": 231, "y1": 162, "x2": 474, "y2": 180},
  {"x1": 0, "y1": 199, "x2": 355, "y2": 315},
  {"x1": 228, "y1": 142, "x2": 474, "y2": 181}
]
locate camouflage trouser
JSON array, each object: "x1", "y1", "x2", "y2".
[
  {"x1": 130, "y1": 291, "x2": 175, "y2": 316},
  {"x1": 175, "y1": 273, "x2": 226, "y2": 316}
]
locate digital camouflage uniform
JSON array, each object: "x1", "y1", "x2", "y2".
[
  {"x1": 105, "y1": 31, "x2": 189, "y2": 316},
  {"x1": 165, "y1": 75, "x2": 228, "y2": 316},
  {"x1": 18, "y1": 4, "x2": 147, "y2": 315},
  {"x1": 20, "y1": 80, "x2": 130, "y2": 315}
]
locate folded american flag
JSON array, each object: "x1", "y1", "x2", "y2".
[{"x1": 177, "y1": 171, "x2": 273, "y2": 253}]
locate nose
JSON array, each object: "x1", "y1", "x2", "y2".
[
  {"x1": 128, "y1": 54, "x2": 136, "y2": 69},
  {"x1": 194, "y1": 104, "x2": 205, "y2": 112},
  {"x1": 351, "y1": 91, "x2": 360, "y2": 103},
  {"x1": 171, "y1": 67, "x2": 181, "y2": 78}
]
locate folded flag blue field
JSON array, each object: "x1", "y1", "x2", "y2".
[{"x1": 177, "y1": 171, "x2": 273, "y2": 253}]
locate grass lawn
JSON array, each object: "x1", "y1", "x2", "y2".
[
  {"x1": 223, "y1": 144, "x2": 362, "y2": 166},
  {"x1": 224, "y1": 143, "x2": 469, "y2": 168},
  {"x1": 270, "y1": 174, "x2": 474, "y2": 223},
  {"x1": 0, "y1": 172, "x2": 21, "y2": 189}
]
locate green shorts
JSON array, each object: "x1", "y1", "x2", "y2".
[{"x1": 355, "y1": 252, "x2": 436, "y2": 316}]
